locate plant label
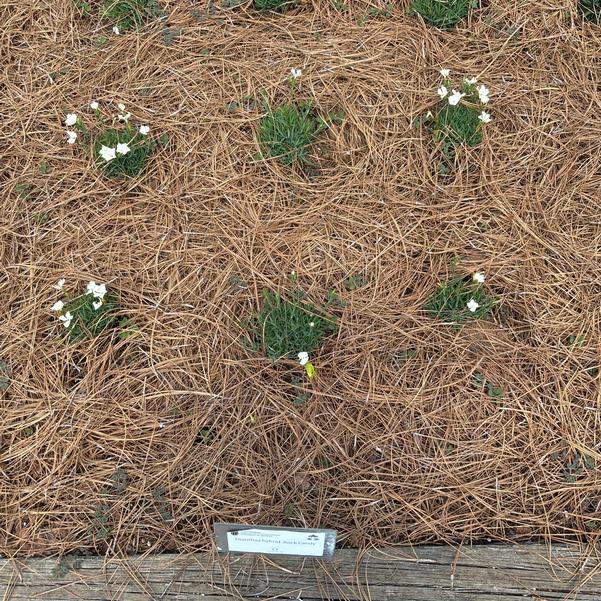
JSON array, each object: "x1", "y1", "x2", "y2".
[{"x1": 214, "y1": 523, "x2": 337, "y2": 560}]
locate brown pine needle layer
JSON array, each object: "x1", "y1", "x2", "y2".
[{"x1": 1, "y1": 0, "x2": 600, "y2": 557}]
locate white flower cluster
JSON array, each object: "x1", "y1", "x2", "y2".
[
  {"x1": 436, "y1": 68, "x2": 492, "y2": 124},
  {"x1": 96, "y1": 103, "x2": 150, "y2": 163},
  {"x1": 63, "y1": 103, "x2": 150, "y2": 161},
  {"x1": 50, "y1": 279, "x2": 109, "y2": 330}
]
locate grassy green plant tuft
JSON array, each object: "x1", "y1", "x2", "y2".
[
  {"x1": 253, "y1": 290, "x2": 337, "y2": 360},
  {"x1": 433, "y1": 103, "x2": 483, "y2": 148},
  {"x1": 579, "y1": 0, "x2": 601, "y2": 23},
  {"x1": 408, "y1": 0, "x2": 476, "y2": 29},
  {"x1": 95, "y1": 127, "x2": 155, "y2": 179},
  {"x1": 63, "y1": 292, "x2": 118, "y2": 342},
  {"x1": 423, "y1": 273, "x2": 494, "y2": 324},
  {"x1": 259, "y1": 102, "x2": 326, "y2": 167},
  {"x1": 254, "y1": 0, "x2": 294, "y2": 11},
  {"x1": 102, "y1": 0, "x2": 162, "y2": 31}
]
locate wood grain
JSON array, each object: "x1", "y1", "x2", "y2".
[{"x1": 1, "y1": 544, "x2": 600, "y2": 600}]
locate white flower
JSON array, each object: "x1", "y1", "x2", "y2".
[
  {"x1": 465, "y1": 77, "x2": 478, "y2": 85},
  {"x1": 473, "y1": 272, "x2": 486, "y2": 284},
  {"x1": 309, "y1": 322, "x2": 315, "y2": 328},
  {"x1": 86, "y1": 281, "x2": 107, "y2": 300},
  {"x1": 437, "y1": 85, "x2": 448, "y2": 99},
  {"x1": 92, "y1": 300, "x2": 103, "y2": 310},
  {"x1": 59, "y1": 311, "x2": 73, "y2": 328},
  {"x1": 117, "y1": 103, "x2": 126, "y2": 111},
  {"x1": 440, "y1": 68, "x2": 450, "y2": 77},
  {"x1": 448, "y1": 90, "x2": 465, "y2": 106},
  {"x1": 479, "y1": 111, "x2": 491, "y2": 123},
  {"x1": 478, "y1": 84, "x2": 490, "y2": 104},
  {"x1": 467, "y1": 299, "x2": 480, "y2": 313},
  {"x1": 116, "y1": 142, "x2": 130, "y2": 155},
  {"x1": 53, "y1": 278, "x2": 66, "y2": 290},
  {"x1": 139, "y1": 125, "x2": 150, "y2": 135},
  {"x1": 65, "y1": 113, "x2": 77, "y2": 126},
  {"x1": 90, "y1": 101, "x2": 99, "y2": 110},
  {"x1": 298, "y1": 352, "x2": 309, "y2": 366},
  {"x1": 51, "y1": 300, "x2": 64, "y2": 312},
  {"x1": 290, "y1": 68, "x2": 302, "y2": 78},
  {"x1": 117, "y1": 111, "x2": 131, "y2": 123},
  {"x1": 99, "y1": 145, "x2": 117, "y2": 162},
  {"x1": 113, "y1": 26, "x2": 120, "y2": 35},
  {"x1": 67, "y1": 130, "x2": 77, "y2": 144}
]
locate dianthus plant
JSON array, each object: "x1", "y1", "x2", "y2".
[
  {"x1": 423, "y1": 265, "x2": 494, "y2": 324},
  {"x1": 424, "y1": 69, "x2": 491, "y2": 170},
  {"x1": 579, "y1": 0, "x2": 601, "y2": 23},
  {"x1": 63, "y1": 103, "x2": 155, "y2": 179},
  {"x1": 258, "y1": 68, "x2": 333, "y2": 168},
  {"x1": 51, "y1": 280, "x2": 119, "y2": 342},
  {"x1": 252, "y1": 289, "x2": 337, "y2": 361}
]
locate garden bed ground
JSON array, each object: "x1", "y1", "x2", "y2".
[{"x1": 1, "y1": 0, "x2": 600, "y2": 559}]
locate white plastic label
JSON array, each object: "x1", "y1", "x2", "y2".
[{"x1": 226, "y1": 528, "x2": 326, "y2": 556}]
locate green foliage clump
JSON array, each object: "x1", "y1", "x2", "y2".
[
  {"x1": 433, "y1": 102, "x2": 483, "y2": 149},
  {"x1": 423, "y1": 271, "x2": 494, "y2": 324},
  {"x1": 253, "y1": 290, "x2": 337, "y2": 360},
  {"x1": 102, "y1": 0, "x2": 162, "y2": 31},
  {"x1": 579, "y1": 0, "x2": 601, "y2": 23},
  {"x1": 254, "y1": 0, "x2": 294, "y2": 11},
  {"x1": 95, "y1": 127, "x2": 155, "y2": 179},
  {"x1": 409, "y1": 0, "x2": 476, "y2": 29},
  {"x1": 259, "y1": 102, "x2": 326, "y2": 167}
]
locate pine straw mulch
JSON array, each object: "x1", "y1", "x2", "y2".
[{"x1": 1, "y1": 0, "x2": 600, "y2": 558}]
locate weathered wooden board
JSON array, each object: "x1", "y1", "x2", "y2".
[{"x1": 1, "y1": 544, "x2": 600, "y2": 600}]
